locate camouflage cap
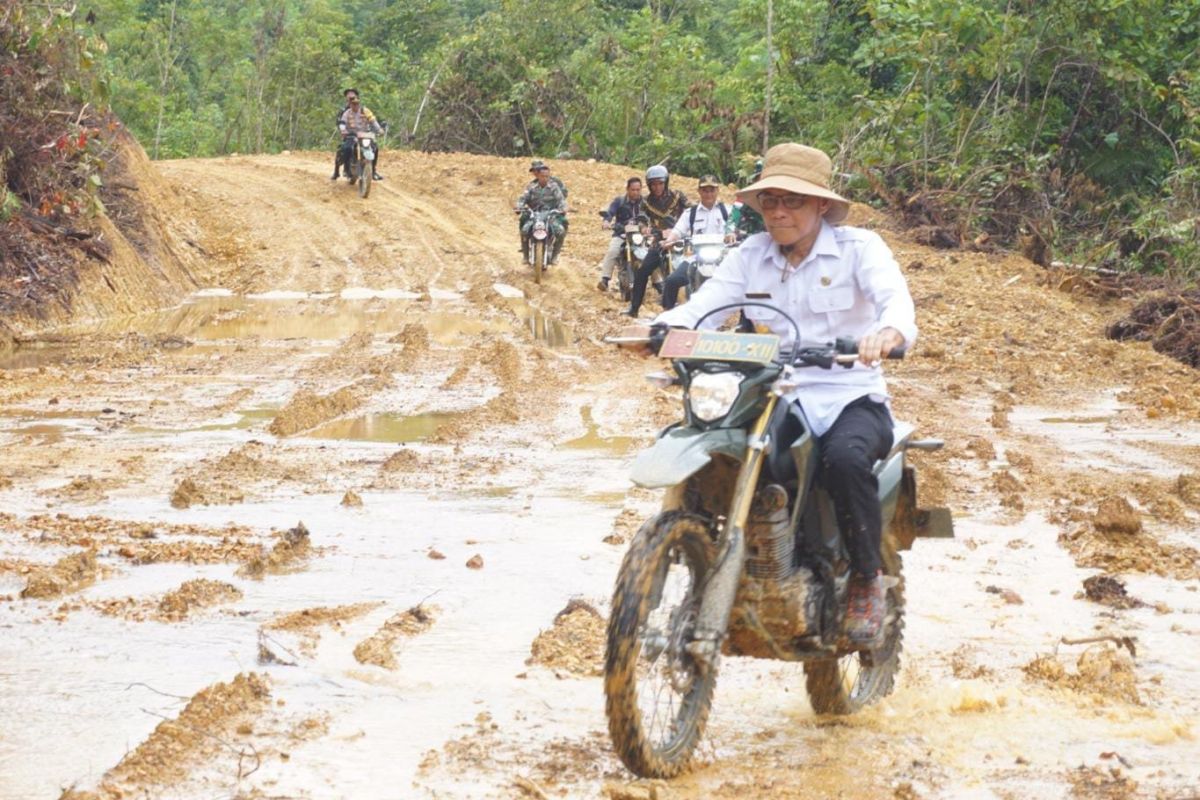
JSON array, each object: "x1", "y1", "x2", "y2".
[
  {"x1": 698, "y1": 174, "x2": 720, "y2": 188},
  {"x1": 529, "y1": 159, "x2": 549, "y2": 172}
]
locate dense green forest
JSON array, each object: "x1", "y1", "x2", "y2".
[{"x1": 3, "y1": 0, "x2": 1199, "y2": 273}]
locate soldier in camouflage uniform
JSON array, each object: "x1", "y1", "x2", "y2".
[{"x1": 515, "y1": 160, "x2": 567, "y2": 265}]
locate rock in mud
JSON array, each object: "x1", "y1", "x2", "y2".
[
  {"x1": 1082, "y1": 575, "x2": 1146, "y2": 609},
  {"x1": 1094, "y1": 496, "x2": 1142, "y2": 534},
  {"x1": 340, "y1": 490, "x2": 363, "y2": 507},
  {"x1": 21, "y1": 550, "x2": 98, "y2": 599},
  {"x1": 466, "y1": 553, "x2": 484, "y2": 569},
  {"x1": 427, "y1": 548, "x2": 446, "y2": 560},
  {"x1": 527, "y1": 599, "x2": 605, "y2": 677}
]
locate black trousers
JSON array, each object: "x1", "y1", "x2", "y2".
[
  {"x1": 661, "y1": 263, "x2": 690, "y2": 309},
  {"x1": 335, "y1": 137, "x2": 382, "y2": 175},
  {"x1": 629, "y1": 248, "x2": 664, "y2": 315},
  {"x1": 817, "y1": 396, "x2": 894, "y2": 578}
]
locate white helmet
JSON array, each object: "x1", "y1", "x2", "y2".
[{"x1": 645, "y1": 164, "x2": 669, "y2": 182}]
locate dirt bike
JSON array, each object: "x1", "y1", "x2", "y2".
[
  {"x1": 602, "y1": 309, "x2": 953, "y2": 778},
  {"x1": 343, "y1": 132, "x2": 377, "y2": 199},
  {"x1": 682, "y1": 233, "x2": 731, "y2": 299},
  {"x1": 520, "y1": 205, "x2": 562, "y2": 284},
  {"x1": 600, "y1": 211, "x2": 651, "y2": 303}
]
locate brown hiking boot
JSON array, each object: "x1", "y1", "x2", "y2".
[{"x1": 844, "y1": 572, "x2": 886, "y2": 645}]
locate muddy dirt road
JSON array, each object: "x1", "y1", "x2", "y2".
[{"x1": 2, "y1": 150, "x2": 1199, "y2": 799}]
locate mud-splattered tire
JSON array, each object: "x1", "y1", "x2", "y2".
[
  {"x1": 803, "y1": 533, "x2": 904, "y2": 715},
  {"x1": 605, "y1": 512, "x2": 717, "y2": 778},
  {"x1": 618, "y1": 262, "x2": 633, "y2": 302},
  {"x1": 359, "y1": 162, "x2": 371, "y2": 198},
  {"x1": 532, "y1": 240, "x2": 545, "y2": 284}
]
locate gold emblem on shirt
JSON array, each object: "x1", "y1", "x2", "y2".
[{"x1": 820, "y1": 275, "x2": 832, "y2": 286}]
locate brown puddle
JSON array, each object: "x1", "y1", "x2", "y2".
[
  {"x1": 557, "y1": 406, "x2": 642, "y2": 454},
  {"x1": 304, "y1": 411, "x2": 461, "y2": 443}
]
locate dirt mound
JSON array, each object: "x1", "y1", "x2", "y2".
[
  {"x1": 237, "y1": 522, "x2": 313, "y2": 578},
  {"x1": 20, "y1": 549, "x2": 98, "y2": 599},
  {"x1": 268, "y1": 383, "x2": 369, "y2": 437},
  {"x1": 353, "y1": 603, "x2": 439, "y2": 669},
  {"x1": 157, "y1": 579, "x2": 243, "y2": 621},
  {"x1": 100, "y1": 672, "x2": 270, "y2": 793},
  {"x1": 1081, "y1": 575, "x2": 1146, "y2": 609},
  {"x1": 1107, "y1": 288, "x2": 1200, "y2": 369},
  {"x1": 1093, "y1": 496, "x2": 1142, "y2": 534},
  {"x1": 527, "y1": 599, "x2": 605, "y2": 677}
]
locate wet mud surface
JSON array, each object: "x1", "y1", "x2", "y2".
[{"x1": 1, "y1": 150, "x2": 1199, "y2": 799}]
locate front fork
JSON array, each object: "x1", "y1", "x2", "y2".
[{"x1": 685, "y1": 394, "x2": 779, "y2": 669}]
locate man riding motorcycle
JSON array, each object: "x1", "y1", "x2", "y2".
[
  {"x1": 333, "y1": 88, "x2": 384, "y2": 182},
  {"x1": 626, "y1": 174, "x2": 730, "y2": 317},
  {"x1": 516, "y1": 160, "x2": 567, "y2": 266},
  {"x1": 596, "y1": 177, "x2": 647, "y2": 292},
  {"x1": 623, "y1": 164, "x2": 688, "y2": 313},
  {"x1": 648, "y1": 142, "x2": 917, "y2": 644},
  {"x1": 725, "y1": 157, "x2": 765, "y2": 242}
]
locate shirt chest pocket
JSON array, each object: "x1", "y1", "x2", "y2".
[{"x1": 808, "y1": 285, "x2": 855, "y2": 314}]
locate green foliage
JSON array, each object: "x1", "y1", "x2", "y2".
[{"x1": 14, "y1": 0, "x2": 1198, "y2": 277}]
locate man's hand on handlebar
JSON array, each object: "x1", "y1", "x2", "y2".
[{"x1": 857, "y1": 327, "x2": 905, "y2": 366}]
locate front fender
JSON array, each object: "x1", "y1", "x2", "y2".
[{"x1": 630, "y1": 426, "x2": 746, "y2": 489}]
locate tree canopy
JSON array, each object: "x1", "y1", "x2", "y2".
[{"x1": 6, "y1": 0, "x2": 1200, "y2": 274}]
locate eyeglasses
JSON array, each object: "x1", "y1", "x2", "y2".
[
  {"x1": 759, "y1": 194, "x2": 810, "y2": 210},
  {"x1": 347, "y1": 97, "x2": 359, "y2": 102}
]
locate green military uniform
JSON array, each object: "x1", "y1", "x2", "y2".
[
  {"x1": 726, "y1": 202, "x2": 765, "y2": 237},
  {"x1": 517, "y1": 179, "x2": 566, "y2": 263}
]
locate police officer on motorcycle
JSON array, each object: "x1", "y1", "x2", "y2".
[
  {"x1": 651, "y1": 143, "x2": 917, "y2": 645},
  {"x1": 332, "y1": 89, "x2": 385, "y2": 182}
]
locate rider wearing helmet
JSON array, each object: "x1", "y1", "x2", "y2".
[{"x1": 622, "y1": 164, "x2": 688, "y2": 316}]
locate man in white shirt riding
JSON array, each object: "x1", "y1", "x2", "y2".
[
  {"x1": 656, "y1": 174, "x2": 730, "y2": 311},
  {"x1": 652, "y1": 142, "x2": 917, "y2": 645}
]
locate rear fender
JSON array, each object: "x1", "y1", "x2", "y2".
[{"x1": 630, "y1": 426, "x2": 746, "y2": 489}]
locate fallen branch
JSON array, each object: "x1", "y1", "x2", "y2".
[{"x1": 1060, "y1": 634, "x2": 1137, "y2": 658}]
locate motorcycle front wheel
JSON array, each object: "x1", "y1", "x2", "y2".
[
  {"x1": 605, "y1": 512, "x2": 717, "y2": 778},
  {"x1": 803, "y1": 532, "x2": 905, "y2": 714},
  {"x1": 532, "y1": 239, "x2": 544, "y2": 284},
  {"x1": 618, "y1": 262, "x2": 633, "y2": 302},
  {"x1": 359, "y1": 161, "x2": 372, "y2": 198}
]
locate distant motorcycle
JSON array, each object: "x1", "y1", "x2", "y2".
[
  {"x1": 682, "y1": 233, "x2": 731, "y2": 298},
  {"x1": 520, "y1": 205, "x2": 562, "y2": 284},
  {"x1": 600, "y1": 211, "x2": 650, "y2": 302},
  {"x1": 343, "y1": 132, "x2": 377, "y2": 199}
]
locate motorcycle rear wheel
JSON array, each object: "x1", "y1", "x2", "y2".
[
  {"x1": 803, "y1": 533, "x2": 904, "y2": 714},
  {"x1": 618, "y1": 262, "x2": 633, "y2": 302},
  {"x1": 605, "y1": 512, "x2": 717, "y2": 778},
  {"x1": 532, "y1": 240, "x2": 544, "y2": 284}
]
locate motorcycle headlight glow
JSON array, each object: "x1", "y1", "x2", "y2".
[
  {"x1": 631, "y1": 233, "x2": 645, "y2": 245},
  {"x1": 687, "y1": 372, "x2": 742, "y2": 422},
  {"x1": 697, "y1": 246, "x2": 724, "y2": 263}
]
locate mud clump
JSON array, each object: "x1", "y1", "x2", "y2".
[
  {"x1": 353, "y1": 604, "x2": 438, "y2": 669},
  {"x1": 387, "y1": 323, "x2": 431, "y2": 371},
  {"x1": 237, "y1": 522, "x2": 312, "y2": 579},
  {"x1": 528, "y1": 599, "x2": 605, "y2": 677},
  {"x1": 993, "y1": 470, "x2": 1025, "y2": 511},
  {"x1": 157, "y1": 579, "x2": 243, "y2": 621},
  {"x1": 466, "y1": 553, "x2": 484, "y2": 569},
  {"x1": 1068, "y1": 764, "x2": 1138, "y2": 799},
  {"x1": 1082, "y1": 574, "x2": 1146, "y2": 609},
  {"x1": 380, "y1": 446, "x2": 422, "y2": 473},
  {"x1": 1023, "y1": 644, "x2": 1140, "y2": 705},
  {"x1": 169, "y1": 478, "x2": 218, "y2": 509},
  {"x1": 268, "y1": 384, "x2": 364, "y2": 437},
  {"x1": 1094, "y1": 496, "x2": 1142, "y2": 534},
  {"x1": 264, "y1": 601, "x2": 382, "y2": 657},
  {"x1": 21, "y1": 550, "x2": 98, "y2": 599},
  {"x1": 99, "y1": 672, "x2": 271, "y2": 792},
  {"x1": 1174, "y1": 472, "x2": 1200, "y2": 506},
  {"x1": 340, "y1": 490, "x2": 363, "y2": 507}
]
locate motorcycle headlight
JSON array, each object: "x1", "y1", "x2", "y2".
[
  {"x1": 631, "y1": 233, "x2": 645, "y2": 245},
  {"x1": 698, "y1": 246, "x2": 724, "y2": 263},
  {"x1": 687, "y1": 372, "x2": 742, "y2": 422}
]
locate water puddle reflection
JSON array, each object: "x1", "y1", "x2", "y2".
[
  {"x1": 305, "y1": 412, "x2": 460, "y2": 443},
  {"x1": 557, "y1": 407, "x2": 641, "y2": 454}
]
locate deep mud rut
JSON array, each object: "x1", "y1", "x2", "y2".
[{"x1": 2, "y1": 150, "x2": 1199, "y2": 800}]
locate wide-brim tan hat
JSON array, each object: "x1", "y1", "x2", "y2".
[{"x1": 737, "y1": 143, "x2": 850, "y2": 223}]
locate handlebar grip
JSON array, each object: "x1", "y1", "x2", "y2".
[{"x1": 886, "y1": 346, "x2": 906, "y2": 360}]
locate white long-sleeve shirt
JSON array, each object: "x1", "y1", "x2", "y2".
[
  {"x1": 670, "y1": 202, "x2": 729, "y2": 239},
  {"x1": 654, "y1": 221, "x2": 917, "y2": 436}
]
